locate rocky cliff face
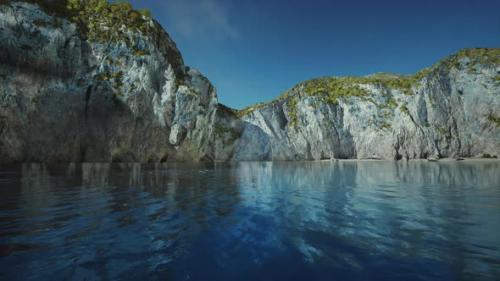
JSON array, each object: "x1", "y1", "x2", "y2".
[
  {"x1": 0, "y1": 1, "x2": 217, "y2": 163},
  {"x1": 0, "y1": 1, "x2": 498, "y2": 164},
  {"x1": 225, "y1": 49, "x2": 500, "y2": 161}
]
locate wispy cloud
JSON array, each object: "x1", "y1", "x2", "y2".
[{"x1": 160, "y1": 0, "x2": 239, "y2": 41}]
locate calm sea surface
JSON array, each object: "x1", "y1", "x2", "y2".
[{"x1": 0, "y1": 161, "x2": 499, "y2": 281}]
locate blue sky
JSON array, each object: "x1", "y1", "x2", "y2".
[{"x1": 129, "y1": 0, "x2": 500, "y2": 109}]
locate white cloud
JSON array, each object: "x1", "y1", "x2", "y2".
[{"x1": 160, "y1": 0, "x2": 239, "y2": 41}]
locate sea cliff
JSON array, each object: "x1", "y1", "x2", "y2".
[{"x1": 1, "y1": 1, "x2": 498, "y2": 163}]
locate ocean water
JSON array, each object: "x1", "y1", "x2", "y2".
[{"x1": 0, "y1": 161, "x2": 499, "y2": 281}]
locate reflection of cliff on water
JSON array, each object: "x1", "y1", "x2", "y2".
[
  {"x1": 231, "y1": 160, "x2": 500, "y2": 279},
  {"x1": 19, "y1": 162, "x2": 243, "y2": 223},
  {"x1": 10, "y1": 162, "x2": 242, "y2": 274},
  {"x1": 4, "y1": 161, "x2": 499, "y2": 280}
]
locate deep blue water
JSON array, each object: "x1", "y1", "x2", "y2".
[{"x1": 0, "y1": 161, "x2": 499, "y2": 281}]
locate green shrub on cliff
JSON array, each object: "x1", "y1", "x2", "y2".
[
  {"x1": 303, "y1": 77, "x2": 369, "y2": 102},
  {"x1": 66, "y1": 0, "x2": 152, "y2": 43},
  {"x1": 488, "y1": 113, "x2": 500, "y2": 127},
  {"x1": 400, "y1": 104, "x2": 410, "y2": 115},
  {"x1": 436, "y1": 48, "x2": 500, "y2": 74},
  {"x1": 455, "y1": 48, "x2": 500, "y2": 66},
  {"x1": 286, "y1": 96, "x2": 299, "y2": 127},
  {"x1": 235, "y1": 102, "x2": 271, "y2": 118},
  {"x1": 4, "y1": 0, "x2": 152, "y2": 44}
]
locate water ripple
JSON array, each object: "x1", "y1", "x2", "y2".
[{"x1": 0, "y1": 161, "x2": 499, "y2": 280}]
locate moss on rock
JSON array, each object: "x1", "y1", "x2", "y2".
[
  {"x1": 400, "y1": 104, "x2": 410, "y2": 115},
  {"x1": 487, "y1": 113, "x2": 500, "y2": 127}
]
